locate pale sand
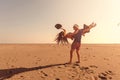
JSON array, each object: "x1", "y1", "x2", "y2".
[{"x1": 0, "y1": 44, "x2": 120, "y2": 80}]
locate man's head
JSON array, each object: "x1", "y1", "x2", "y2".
[{"x1": 73, "y1": 24, "x2": 79, "y2": 30}]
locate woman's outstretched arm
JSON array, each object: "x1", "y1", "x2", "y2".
[{"x1": 82, "y1": 22, "x2": 96, "y2": 35}]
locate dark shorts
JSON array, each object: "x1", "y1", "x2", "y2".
[{"x1": 71, "y1": 42, "x2": 81, "y2": 50}]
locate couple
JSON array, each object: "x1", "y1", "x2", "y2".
[{"x1": 60, "y1": 22, "x2": 96, "y2": 64}]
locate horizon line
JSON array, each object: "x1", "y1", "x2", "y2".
[{"x1": 0, "y1": 43, "x2": 120, "y2": 45}]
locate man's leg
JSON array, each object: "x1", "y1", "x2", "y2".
[
  {"x1": 69, "y1": 49, "x2": 74, "y2": 63},
  {"x1": 76, "y1": 49, "x2": 80, "y2": 63},
  {"x1": 69, "y1": 42, "x2": 76, "y2": 63},
  {"x1": 76, "y1": 43, "x2": 81, "y2": 63}
]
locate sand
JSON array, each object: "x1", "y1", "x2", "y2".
[{"x1": 0, "y1": 44, "x2": 120, "y2": 80}]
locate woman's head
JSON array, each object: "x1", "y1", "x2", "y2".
[
  {"x1": 59, "y1": 31, "x2": 64, "y2": 36},
  {"x1": 55, "y1": 31, "x2": 69, "y2": 45}
]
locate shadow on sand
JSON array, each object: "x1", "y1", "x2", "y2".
[{"x1": 0, "y1": 63, "x2": 67, "y2": 80}]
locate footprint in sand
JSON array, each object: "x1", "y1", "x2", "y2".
[
  {"x1": 89, "y1": 65, "x2": 98, "y2": 68},
  {"x1": 80, "y1": 66, "x2": 89, "y2": 70},
  {"x1": 40, "y1": 71, "x2": 48, "y2": 77},
  {"x1": 57, "y1": 65, "x2": 65, "y2": 68},
  {"x1": 91, "y1": 76, "x2": 98, "y2": 80},
  {"x1": 11, "y1": 65, "x2": 15, "y2": 68},
  {"x1": 93, "y1": 56, "x2": 95, "y2": 57},
  {"x1": 73, "y1": 63, "x2": 80, "y2": 66},
  {"x1": 105, "y1": 70, "x2": 114, "y2": 75},
  {"x1": 19, "y1": 75, "x2": 25, "y2": 79},
  {"x1": 83, "y1": 59, "x2": 88, "y2": 61},
  {"x1": 117, "y1": 55, "x2": 120, "y2": 57},
  {"x1": 86, "y1": 47, "x2": 89, "y2": 49},
  {"x1": 104, "y1": 58, "x2": 109, "y2": 61},
  {"x1": 37, "y1": 58, "x2": 41, "y2": 61},
  {"x1": 20, "y1": 75, "x2": 24, "y2": 78},
  {"x1": 80, "y1": 66, "x2": 95, "y2": 74},
  {"x1": 98, "y1": 70, "x2": 114, "y2": 80},
  {"x1": 98, "y1": 73, "x2": 107, "y2": 80},
  {"x1": 55, "y1": 78, "x2": 60, "y2": 80}
]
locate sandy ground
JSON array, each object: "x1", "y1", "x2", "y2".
[{"x1": 0, "y1": 44, "x2": 120, "y2": 80}]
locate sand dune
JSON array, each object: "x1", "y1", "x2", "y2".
[{"x1": 0, "y1": 44, "x2": 120, "y2": 80}]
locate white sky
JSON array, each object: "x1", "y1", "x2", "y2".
[{"x1": 0, "y1": 0, "x2": 120, "y2": 43}]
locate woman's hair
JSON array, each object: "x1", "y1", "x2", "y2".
[{"x1": 55, "y1": 31, "x2": 69, "y2": 45}]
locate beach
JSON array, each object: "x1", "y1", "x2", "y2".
[{"x1": 0, "y1": 44, "x2": 120, "y2": 80}]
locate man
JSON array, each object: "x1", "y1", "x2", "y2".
[{"x1": 68, "y1": 22, "x2": 96, "y2": 64}]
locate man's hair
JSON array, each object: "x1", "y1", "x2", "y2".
[{"x1": 73, "y1": 24, "x2": 79, "y2": 28}]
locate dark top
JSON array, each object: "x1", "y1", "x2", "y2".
[{"x1": 73, "y1": 29, "x2": 83, "y2": 43}]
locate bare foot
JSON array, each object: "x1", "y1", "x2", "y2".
[
  {"x1": 67, "y1": 61, "x2": 72, "y2": 64},
  {"x1": 76, "y1": 61, "x2": 80, "y2": 63}
]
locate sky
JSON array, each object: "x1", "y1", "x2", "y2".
[{"x1": 0, "y1": 0, "x2": 120, "y2": 44}]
